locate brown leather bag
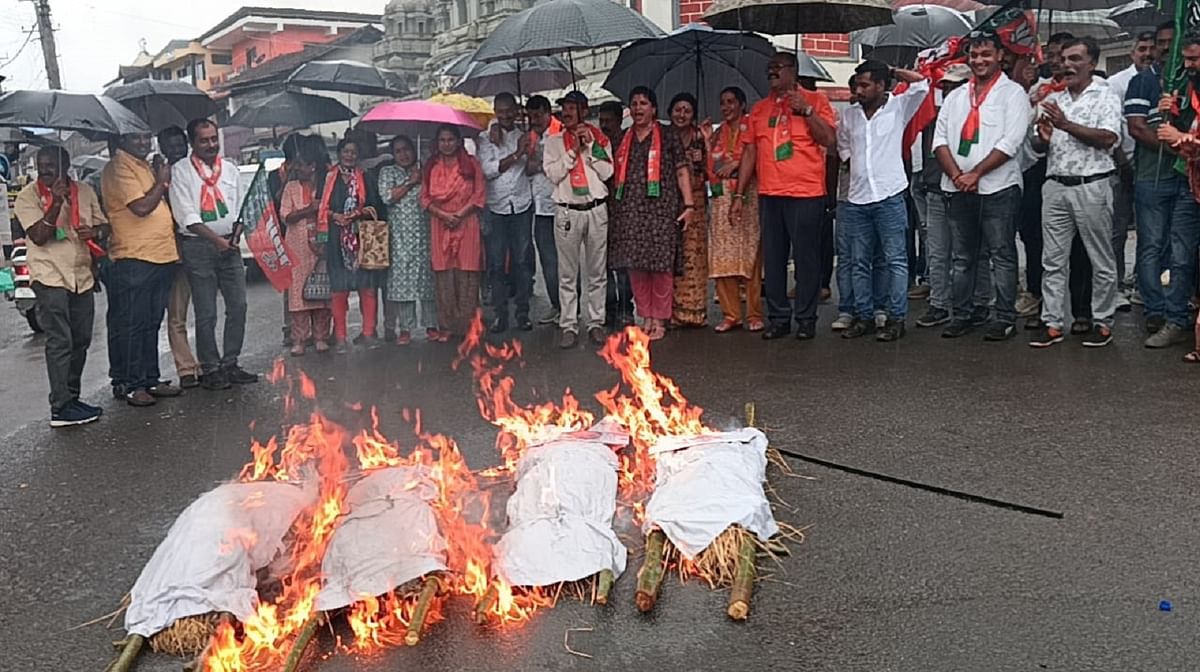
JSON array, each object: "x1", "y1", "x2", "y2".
[{"x1": 356, "y1": 206, "x2": 390, "y2": 271}]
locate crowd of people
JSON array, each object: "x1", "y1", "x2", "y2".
[{"x1": 15, "y1": 19, "x2": 1200, "y2": 428}]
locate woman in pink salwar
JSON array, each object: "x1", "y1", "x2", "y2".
[
  {"x1": 420, "y1": 124, "x2": 486, "y2": 340},
  {"x1": 279, "y1": 138, "x2": 332, "y2": 356}
]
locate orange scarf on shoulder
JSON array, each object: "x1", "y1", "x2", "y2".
[
  {"x1": 561, "y1": 123, "x2": 611, "y2": 197},
  {"x1": 615, "y1": 123, "x2": 661, "y2": 200}
]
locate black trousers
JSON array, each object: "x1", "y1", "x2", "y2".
[
  {"x1": 606, "y1": 268, "x2": 633, "y2": 327},
  {"x1": 760, "y1": 195, "x2": 826, "y2": 327},
  {"x1": 484, "y1": 208, "x2": 534, "y2": 321},
  {"x1": 33, "y1": 282, "x2": 94, "y2": 412}
]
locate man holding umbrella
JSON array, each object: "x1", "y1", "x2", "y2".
[
  {"x1": 542, "y1": 90, "x2": 614, "y2": 348},
  {"x1": 477, "y1": 92, "x2": 535, "y2": 334},
  {"x1": 15, "y1": 145, "x2": 107, "y2": 426},
  {"x1": 731, "y1": 51, "x2": 837, "y2": 341},
  {"x1": 101, "y1": 131, "x2": 182, "y2": 407},
  {"x1": 169, "y1": 119, "x2": 257, "y2": 391}
]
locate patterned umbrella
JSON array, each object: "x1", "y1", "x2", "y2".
[
  {"x1": 471, "y1": 0, "x2": 665, "y2": 63},
  {"x1": 103, "y1": 79, "x2": 219, "y2": 133}
]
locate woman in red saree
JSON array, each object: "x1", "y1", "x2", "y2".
[{"x1": 420, "y1": 124, "x2": 486, "y2": 340}]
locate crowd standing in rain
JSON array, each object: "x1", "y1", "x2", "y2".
[{"x1": 13, "y1": 20, "x2": 1200, "y2": 428}]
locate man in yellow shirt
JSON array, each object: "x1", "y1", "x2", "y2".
[
  {"x1": 101, "y1": 132, "x2": 182, "y2": 407},
  {"x1": 14, "y1": 145, "x2": 107, "y2": 427}
]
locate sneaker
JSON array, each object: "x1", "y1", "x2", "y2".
[
  {"x1": 50, "y1": 403, "x2": 101, "y2": 428},
  {"x1": 560, "y1": 330, "x2": 578, "y2": 349},
  {"x1": 179, "y1": 374, "x2": 200, "y2": 389},
  {"x1": 968, "y1": 307, "x2": 990, "y2": 327},
  {"x1": 1029, "y1": 325, "x2": 1065, "y2": 348},
  {"x1": 831, "y1": 313, "x2": 853, "y2": 331},
  {"x1": 874, "y1": 311, "x2": 887, "y2": 329},
  {"x1": 588, "y1": 327, "x2": 606, "y2": 347},
  {"x1": 1070, "y1": 318, "x2": 1091, "y2": 335},
  {"x1": 876, "y1": 318, "x2": 905, "y2": 342},
  {"x1": 915, "y1": 307, "x2": 950, "y2": 328},
  {"x1": 1145, "y1": 323, "x2": 1187, "y2": 348},
  {"x1": 1014, "y1": 292, "x2": 1042, "y2": 318},
  {"x1": 148, "y1": 382, "x2": 182, "y2": 398},
  {"x1": 224, "y1": 365, "x2": 259, "y2": 385},
  {"x1": 795, "y1": 321, "x2": 816, "y2": 340},
  {"x1": 1146, "y1": 315, "x2": 1166, "y2": 334},
  {"x1": 941, "y1": 320, "x2": 971, "y2": 338},
  {"x1": 72, "y1": 399, "x2": 103, "y2": 416},
  {"x1": 516, "y1": 316, "x2": 534, "y2": 331},
  {"x1": 842, "y1": 318, "x2": 875, "y2": 339},
  {"x1": 539, "y1": 309, "x2": 561, "y2": 326},
  {"x1": 202, "y1": 371, "x2": 232, "y2": 390},
  {"x1": 126, "y1": 389, "x2": 157, "y2": 407},
  {"x1": 761, "y1": 323, "x2": 790, "y2": 340},
  {"x1": 1082, "y1": 324, "x2": 1113, "y2": 348},
  {"x1": 907, "y1": 284, "x2": 930, "y2": 300},
  {"x1": 983, "y1": 321, "x2": 1016, "y2": 341}
]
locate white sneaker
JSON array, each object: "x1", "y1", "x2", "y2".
[
  {"x1": 1144, "y1": 323, "x2": 1187, "y2": 348},
  {"x1": 831, "y1": 313, "x2": 853, "y2": 330}
]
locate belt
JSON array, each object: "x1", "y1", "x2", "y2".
[
  {"x1": 1048, "y1": 171, "x2": 1114, "y2": 187},
  {"x1": 558, "y1": 199, "x2": 605, "y2": 212}
]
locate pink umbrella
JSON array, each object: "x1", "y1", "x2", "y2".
[{"x1": 357, "y1": 101, "x2": 483, "y2": 137}]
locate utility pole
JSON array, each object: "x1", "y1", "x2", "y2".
[{"x1": 29, "y1": 0, "x2": 61, "y2": 89}]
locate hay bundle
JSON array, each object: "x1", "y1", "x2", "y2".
[{"x1": 147, "y1": 613, "x2": 224, "y2": 657}]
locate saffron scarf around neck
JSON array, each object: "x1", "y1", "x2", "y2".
[
  {"x1": 708, "y1": 116, "x2": 747, "y2": 196},
  {"x1": 614, "y1": 122, "x2": 661, "y2": 200},
  {"x1": 190, "y1": 155, "x2": 229, "y2": 223},
  {"x1": 36, "y1": 179, "x2": 79, "y2": 240},
  {"x1": 561, "y1": 123, "x2": 611, "y2": 197},
  {"x1": 958, "y1": 74, "x2": 1002, "y2": 157},
  {"x1": 770, "y1": 92, "x2": 799, "y2": 162},
  {"x1": 316, "y1": 165, "x2": 366, "y2": 243}
]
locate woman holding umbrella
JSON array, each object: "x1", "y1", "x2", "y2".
[
  {"x1": 317, "y1": 137, "x2": 385, "y2": 351},
  {"x1": 379, "y1": 134, "x2": 438, "y2": 345},
  {"x1": 609, "y1": 86, "x2": 699, "y2": 342},
  {"x1": 668, "y1": 92, "x2": 709, "y2": 329},
  {"x1": 702, "y1": 86, "x2": 763, "y2": 334},
  {"x1": 420, "y1": 124, "x2": 487, "y2": 340}
]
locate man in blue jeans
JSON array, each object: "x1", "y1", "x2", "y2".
[
  {"x1": 477, "y1": 92, "x2": 535, "y2": 334},
  {"x1": 933, "y1": 34, "x2": 1032, "y2": 341},
  {"x1": 835, "y1": 61, "x2": 928, "y2": 341},
  {"x1": 1125, "y1": 22, "x2": 1196, "y2": 347}
]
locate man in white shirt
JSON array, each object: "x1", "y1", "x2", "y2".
[
  {"x1": 835, "y1": 61, "x2": 928, "y2": 342},
  {"x1": 1028, "y1": 37, "x2": 1122, "y2": 349},
  {"x1": 524, "y1": 95, "x2": 561, "y2": 326},
  {"x1": 477, "y1": 91, "x2": 534, "y2": 333},
  {"x1": 169, "y1": 119, "x2": 257, "y2": 391},
  {"x1": 542, "y1": 91, "x2": 614, "y2": 349},
  {"x1": 933, "y1": 34, "x2": 1032, "y2": 341}
]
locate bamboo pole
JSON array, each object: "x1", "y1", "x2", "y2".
[
  {"x1": 104, "y1": 634, "x2": 144, "y2": 672},
  {"x1": 744, "y1": 401, "x2": 756, "y2": 427},
  {"x1": 474, "y1": 582, "x2": 500, "y2": 624},
  {"x1": 726, "y1": 531, "x2": 757, "y2": 621},
  {"x1": 404, "y1": 576, "x2": 442, "y2": 646},
  {"x1": 634, "y1": 529, "x2": 667, "y2": 613},
  {"x1": 281, "y1": 614, "x2": 321, "y2": 672},
  {"x1": 595, "y1": 569, "x2": 614, "y2": 605}
]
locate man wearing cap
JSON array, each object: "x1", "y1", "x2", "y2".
[
  {"x1": 933, "y1": 33, "x2": 1031, "y2": 340},
  {"x1": 542, "y1": 90, "x2": 614, "y2": 348}
]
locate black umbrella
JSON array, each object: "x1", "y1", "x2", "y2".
[
  {"x1": 453, "y1": 56, "x2": 580, "y2": 97},
  {"x1": 703, "y1": 0, "x2": 894, "y2": 35},
  {"x1": 1109, "y1": 0, "x2": 1167, "y2": 30},
  {"x1": 226, "y1": 91, "x2": 356, "y2": 130},
  {"x1": 0, "y1": 90, "x2": 150, "y2": 139},
  {"x1": 471, "y1": 0, "x2": 665, "y2": 63},
  {"x1": 855, "y1": 6, "x2": 972, "y2": 67},
  {"x1": 286, "y1": 59, "x2": 409, "y2": 97},
  {"x1": 103, "y1": 79, "x2": 219, "y2": 133},
  {"x1": 604, "y1": 25, "x2": 775, "y2": 120}
]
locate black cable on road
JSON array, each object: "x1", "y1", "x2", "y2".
[{"x1": 772, "y1": 447, "x2": 1065, "y2": 520}]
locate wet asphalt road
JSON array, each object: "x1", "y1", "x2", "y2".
[{"x1": 2, "y1": 277, "x2": 1199, "y2": 672}]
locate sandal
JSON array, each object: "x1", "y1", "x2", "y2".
[
  {"x1": 396, "y1": 331, "x2": 412, "y2": 346},
  {"x1": 648, "y1": 323, "x2": 667, "y2": 341},
  {"x1": 747, "y1": 318, "x2": 766, "y2": 332},
  {"x1": 1184, "y1": 350, "x2": 1200, "y2": 363},
  {"x1": 289, "y1": 344, "x2": 306, "y2": 357},
  {"x1": 714, "y1": 318, "x2": 742, "y2": 333},
  {"x1": 426, "y1": 328, "x2": 441, "y2": 341},
  {"x1": 314, "y1": 340, "x2": 329, "y2": 353},
  {"x1": 436, "y1": 330, "x2": 452, "y2": 343}
]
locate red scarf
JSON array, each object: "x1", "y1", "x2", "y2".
[
  {"x1": 190, "y1": 155, "x2": 229, "y2": 223},
  {"x1": 1032, "y1": 78, "x2": 1067, "y2": 105},
  {"x1": 36, "y1": 180, "x2": 78, "y2": 240},
  {"x1": 561, "y1": 123, "x2": 611, "y2": 197},
  {"x1": 316, "y1": 165, "x2": 366, "y2": 243},
  {"x1": 615, "y1": 123, "x2": 661, "y2": 200},
  {"x1": 708, "y1": 116, "x2": 747, "y2": 197},
  {"x1": 770, "y1": 92, "x2": 798, "y2": 162},
  {"x1": 529, "y1": 116, "x2": 564, "y2": 149},
  {"x1": 958, "y1": 75, "x2": 1002, "y2": 157}
]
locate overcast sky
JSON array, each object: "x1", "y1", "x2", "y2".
[{"x1": 0, "y1": 0, "x2": 386, "y2": 93}]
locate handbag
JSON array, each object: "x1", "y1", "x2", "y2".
[
  {"x1": 356, "y1": 206, "x2": 390, "y2": 271},
  {"x1": 303, "y1": 259, "x2": 331, "y2": 302}
]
